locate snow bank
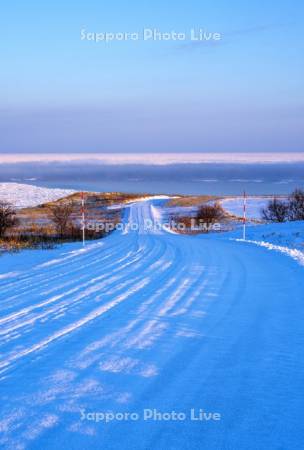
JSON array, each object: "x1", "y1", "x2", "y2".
[
  {"x1": 226, "y1": 220, "x2": 304, "y2": 266},
  {"x1": 226, "y1": 221, "x2": 304, "y2": 251},
  {"x1": 235, "y1": 238, "x2": 304, "y2": 266},
  {"x1": 0, "y1": 183, "x2": 76, "y2": 208}
]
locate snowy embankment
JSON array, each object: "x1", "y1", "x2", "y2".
[
  {"x1": 220, "y1": 196, "x2": 304, "y2": 264},
  {"x1": 226, "y1": 220, "x2": 304, "y2": 251},
  {"x1": 223, "y1": 220, "x2": 304, "y2": 267},
  {"x1": 0, "y1": 183, "x2": 76, "y2": 208},
  {"x1": 236, "y1": 239, "x2": 304, "y2": 266}
]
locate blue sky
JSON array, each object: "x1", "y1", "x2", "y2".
[{"x1": 0, "y1": 0, "x2": 303, "y2": 153}]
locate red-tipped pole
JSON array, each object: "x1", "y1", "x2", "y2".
[
  {"x1": 243, "y1": 191, "x2": 247, "y2": 240},
  {"x1": 81, "y1": 191, "x2": 85, "y2": 247}
]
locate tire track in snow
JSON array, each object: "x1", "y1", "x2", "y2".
[
  {"x1": 0, "y1": 239, "x2": 166, "y2": 340},
  {"x1": 0, "y1": 278, "x2": 151, "y2": 374},
  {"x1": 0, "y1": 229, "x2": 171, "y2": 355}
]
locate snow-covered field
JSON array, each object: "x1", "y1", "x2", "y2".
[
  {"x1": 0, "y1": 183, "x2": 76, "y2": 208},
  {"x1": 220, "y1": 196, "x2": 275, "y2": 219},
  {"x1": 0, "y1": 199, "x2": 303, "y2": 449}
]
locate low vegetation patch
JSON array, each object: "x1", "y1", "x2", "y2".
[
  {"x1": 166, "y1": 195, "x2": 218, "y2": 208},
  {"x1": 262, "y1": 189, "x2": 304, "y2": 222},
  {"x1": 170, "y1": 202, "x2": 228, "y2": 234},
  {"x1": 0, "y1": 191, "x2": 147, "y2": 253}
]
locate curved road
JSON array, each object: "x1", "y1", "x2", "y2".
[{"x1": 0, "y1": 200, "x2": 303, "y2": 449}]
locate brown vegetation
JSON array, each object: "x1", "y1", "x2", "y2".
[
  {"x1": 170, "y1": 203, "x2": 227, "y2": 234},
  {"x1": 48, "y1": 202, "x2": 75, "y2": 236},
  {"x1": 0, "y1": 192, "x2": 148, "y2": 253},
  {"x1": 0, "y1": 201, "x2": 19, "y2": 238},
  {"x1": 166, "y1": 195, "x2": 219, "y2": 208}
]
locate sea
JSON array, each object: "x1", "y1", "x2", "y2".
[{"x1": 0, "y1": 154, "x2": 304, "y2": 196}]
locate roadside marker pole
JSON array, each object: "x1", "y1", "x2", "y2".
[
  {"x1": 81, "y1": 191, "x2": 85, "y2": 247},
  {"x1": 243, "y1": 191, "x2": 247, "y2": 240}
]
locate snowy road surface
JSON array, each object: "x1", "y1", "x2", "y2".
[{"x1": 0, "y1": 200, "x2": 303, "y2": 450}]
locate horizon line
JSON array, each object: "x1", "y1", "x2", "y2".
[{"x1": 1, "y1": 152, "x2": 304, "y2": 165}]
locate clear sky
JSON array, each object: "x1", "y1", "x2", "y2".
[{"x1": 0, "y1": 0, "x2": 303, "y2": 153}]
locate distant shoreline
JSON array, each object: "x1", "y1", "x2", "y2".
[{"x1": 1, "y1": 152, "x2": 304, "y2": 165}]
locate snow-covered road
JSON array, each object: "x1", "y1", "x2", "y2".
[{"x1": 0, "y1": 200, "x2": 303, "y2": 450}]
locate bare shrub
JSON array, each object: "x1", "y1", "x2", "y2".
[
  {"x1": 262, "y1": 190, "x2": 304, "y2": 222},
  {"x1": 261, "y1": 198, "x2": 289, "y2": 222},
  {"x1": 288, "y1": 189, "x2": 304, "y2": 221},
  {"x1": 0, "y1": 201, "x2": 19, "y2": 238},
  {"x1": 48, "y1": 202, "x2": 75, "y2": 236},
  {"x1": 196, "y1": 203, "x2": 225, "y2": 227}
]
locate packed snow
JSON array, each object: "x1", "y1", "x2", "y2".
[
  {"x1": 0, "y1": 199, "x2": 303, "y2": 450},
  {"x1": 0, "y1": 183, "x2": 76, "y2": 208}
]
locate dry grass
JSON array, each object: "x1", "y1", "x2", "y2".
[
  {"x1": 166, "y1": 195, "x2": 219, "y2": 207},
  {"x1": 1, "y1": 192, "x2": 147, "y2": 253},
  {"x1": 17, "y1": 192, "x2": 146, "y2": 224}
]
